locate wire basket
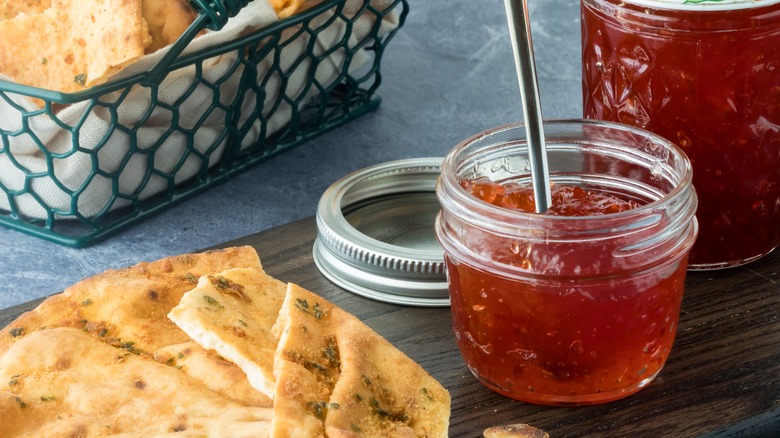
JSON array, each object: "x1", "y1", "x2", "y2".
[{"x1": 0, "y1": 0, "x2": 409, "y2": 247}]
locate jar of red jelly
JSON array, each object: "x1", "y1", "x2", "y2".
[
  {"x1": 581, "y1": 0, "x2": 780, "y2": 269},
  {"x1": 435, "y1": 120, "x2": 698, "y2": 405}
]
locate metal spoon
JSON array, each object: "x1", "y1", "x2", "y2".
[{"x1": 502, "y1": 0, "x2": 552, "y2": 213}]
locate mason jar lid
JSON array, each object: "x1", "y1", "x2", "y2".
[
  {"x1": 313, "y1": 157, "x2": 449, "y2": 307},
  {"x1": 622, "y1": 0, "x2": 780, "y2": 11}
]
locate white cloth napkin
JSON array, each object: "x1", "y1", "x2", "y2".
[{"x1": 0, "y1": 0, "x2": 399, "y2": 220}]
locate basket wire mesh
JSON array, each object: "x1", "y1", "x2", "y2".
[{"x1": 0, "y1": 0, "x2": 409, "y2": 247}]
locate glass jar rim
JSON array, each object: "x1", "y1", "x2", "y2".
[
  {"x1": 438, "y1": 119, "x2": 695, "y2": 237},
  {"x1": 582, "y1": 0, "x2": 780, "y2": 33},
  {"x1": 619, "y1": 0, "x2": 780, "y2": 12},
  {"x1": 435, "y1": 119, "x2": 699, "y2": 279}
]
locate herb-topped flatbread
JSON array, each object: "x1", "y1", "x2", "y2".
[
  {"x1": 0, "y1": 0, "x2": 199, "y2": 101},
  {"x1": 0, "y1": 246, "x2": 264, "y2": 357},
  {"x1": 0, "y1": 0, "x2": 50, "y2": 20},
  {"x1": 272, "y1": 283, "x2": 451, "y2": 437},
  {"x1": 0, "y1": 0, "x2": 150, "y2": 95},
  {"x1": 154, "y1": 341, "x2": 273, "y2": 408},
  {"x1": 0, "y1": 246, "x2": 451, "y2": 436},
  {"x1": 142, "y1": 0, "x2": 199, "y2": 52},
  {"x1": 168, "y1": 267, "x2": 288, "y2": 398},
  {"x1": 270, "y1": 0, "x2": 321, "y2": 18},
  {"x1": 0, "y1": 327, "x2": 273, "y2": 436},
  {"x1": 0, "y1": 246, "x2": 269, "y2": 411}
]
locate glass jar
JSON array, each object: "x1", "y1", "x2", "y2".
[
  {"x1": 581, "y1": 0, "x2": 780, "y2": 269},
  {"x1": 435, "y1": 120, "x2": 698, "y2": 405}
]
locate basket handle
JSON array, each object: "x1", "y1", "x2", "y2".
[
  {"x1": 142, "y1": 0, "x2": 252, "y2": 86},
  {"x1": 190, "y1": 0, "x2": 252, "y2": 31}
]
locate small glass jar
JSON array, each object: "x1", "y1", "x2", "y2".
[
  {"x1": 435, "y1": 120, "x2": 698, "y2": 405},
  {"x1": 581, "y1": 0, "x2": 780, "y2": 269}
]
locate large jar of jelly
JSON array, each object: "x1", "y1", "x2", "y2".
[
  {"x1": 581, "y1": 0, "x2": 780, "y2": 269},
  {"x1": 435, "y1": 120, "x2": 698, "y2": 405}
]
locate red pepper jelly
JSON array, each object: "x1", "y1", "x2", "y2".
[
  {"x1": 581, "y1": 0, "x2": 780, "y2": 269},
  {"x1": 436, "y1": 121, "x2": 698, "y2": 405},
  {"x1": 463, "y1": 178, "x2": 643, "y2": 216}
]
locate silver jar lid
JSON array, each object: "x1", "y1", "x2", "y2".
[{"x1": 313, "y1": 157, "x2": 449, "y2": 307}]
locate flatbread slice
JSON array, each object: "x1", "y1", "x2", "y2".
[
  {"x1": 0, "y1": 0, "x2": 150, "y2": 96},
  {"x1": 154, "y1": 341, "x2": 273, "y2": 408},
  {"x1": 483, "y1": 424, "x2": 550, "y2": 438},
  {"x1": 271, "y1": 284, "x2": 341, "y2": 437},
  {"x1": 272, "y1": 283, "x2": 451, "y2": 438},
  {"x1": 270, "y1": 0, "x2": 321, "y2": 18},
  {"x1": 0, "y1": 0, "x2": 50, "y2": 20},
  {"x1": 168, "y1": 267, "x2": 288, "y2": 398},
  {"x1": 0, "y1": 246, "x2": 263, "y2": 357},
  {"x1": 142, "y1": 0, "x2": 199, "y2": 53},
  {"x1": 0, "y1": 327, "x2": 272, "y2": 437}
]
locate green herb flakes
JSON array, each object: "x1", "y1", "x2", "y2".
[
  {"x1": 181, "y1": 273, "x2": 198, "y2": 284},
  {"x1": 202, "y1": 295, "x2": 224, "y2": 309},
  {"x1": 312, "y1": 303, "x2": 324, "y2": 320},
  {"x1": 120, "y1": 341, "x2": 141, "y2": 355},
  {"x1": 74, "y1": 73, "x2": 86, "y2": 86},
  {"x1": 295, "y1": 298, "x2": 309, "y2": 312},
  {"x1": 9, "y1": 327, "x2": 23, "y2": 338},
  {"x1": 307, "y1": 401, "x2": 328, "y2": 420},
  {"x1": 304, "y1": 360, "x2": 327, "y2": 373}
]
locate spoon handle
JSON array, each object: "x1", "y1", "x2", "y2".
[{"x1": 502, "y1": 0, "x2": 552, "y2": 213}]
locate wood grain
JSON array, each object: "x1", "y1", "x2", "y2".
[{"x1": 3, "y1": 216, "x2": 779, "y2": 437}]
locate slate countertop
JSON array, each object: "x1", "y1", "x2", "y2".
[{"x1": 0, "y1": 0, "x2": 583, "y2": 308}]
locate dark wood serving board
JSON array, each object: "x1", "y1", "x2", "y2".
[{"x1": 2, "y1": 217, "x2": 779, "y2": 437}]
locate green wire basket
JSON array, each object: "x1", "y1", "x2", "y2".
[{"x1": 0, "y1": 0, "x2": 409, "y2": 247}]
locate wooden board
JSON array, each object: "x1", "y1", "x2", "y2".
[{"x1": 2, "y1": 216, "x2": 779, "y2": 437}]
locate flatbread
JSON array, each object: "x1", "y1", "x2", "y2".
[
  {"x1": 142, "y1": 0, "x2": 198, "y2": 53},
  {"x1": 154, "y1": 341, "x2": 273, "y2": 408},
  {"x1": 483, "y1": 424, "x2": 550, "y2": 438},
  {"x1": 0, "y1": 0, "x2": 50, "y2": 19},
  {"x1": 0, "y1": 327, "x2": 272, "y2": 437},
  {"x1": 272, "y1": 283, "x2": 451, "y2": 438},
  {"x1": 270, "y1": 0, "x2": 321, "y2": 18},
  {"x1": 0, "y1": 0, "x2": 150, "y2": 95},
  {"x1": 0, "y1": 246, "x2": 452, "y2": 436},
  {"x1": 0, "y1": 246, "x2": 262, "y2": 357},
  {"x1": 168, "y1": 267, "x2": 288, "y2": 398}
]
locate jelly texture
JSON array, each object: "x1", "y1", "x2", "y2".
[
  {"x1": 582, "y1": 0, "x2": 780, "y2": 267},
  {"x1": 461, "y1": 177, "x2": 642, "y2": 216},
  {"x1": 447, "y1": 179, "x2": 686, "y2": 404}
]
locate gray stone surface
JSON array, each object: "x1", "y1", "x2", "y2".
[{"x1": 0, "y1": 0, "x2": 582, "y2": 308}]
